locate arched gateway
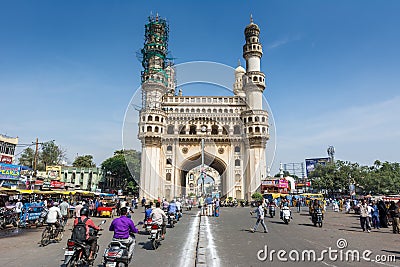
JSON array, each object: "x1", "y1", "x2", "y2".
[{"x1": 137, "y1": 15, "x2": 269, "y2": 201}]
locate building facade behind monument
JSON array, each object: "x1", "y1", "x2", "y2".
[{"x1": 138, "y1": 15, "x2": 269, "y2": 201}]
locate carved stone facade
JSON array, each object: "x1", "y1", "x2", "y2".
[{"x1": 138, "y1": 15, "x2": 269, "y2": 200}]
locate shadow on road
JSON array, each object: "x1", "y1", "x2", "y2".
[
  {"x1": 381, "y1": 250, "x2": 400, "y2": 260},
  {"x1": 138, "y1": 241, "x2": 157, "y2": 251},
  {"x1": 297, "y1": 223, "x2": 317, "y2": 227}
]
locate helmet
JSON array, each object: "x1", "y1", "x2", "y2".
[{"x1": 80, "y1": 207, "x2": 89, "y2": 216}]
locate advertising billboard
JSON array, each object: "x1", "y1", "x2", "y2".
[
  {"x1": 0, "y1": 155, "x2": 13, "y2": 164},
  {"x1": 305, "y1": 158, "x2": 329, "y2": 177},
  {"x1": 0, "y1": 163, "x2": 21, "y2": 179},
  {"x1": 46, "y1": 166, "x2": 62, "y2": 180}
]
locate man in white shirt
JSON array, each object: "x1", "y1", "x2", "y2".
[
  {"x1": 367, "y1": 202, "x2": 374, "y2": 232},
  {"x1": 74, "y1": 202, "x2": 83, "y2": 218},
  {"x1": 46, "y1": 202, "x2": 62, "y2": 230},
  {"x1": 59, "y1": 198, "x2": 70, "y2": 226},
  {"x1": 15, "y1": 199, "x2": 23, "y2": 219},
  {"x1": 150, "y1": 202, "x2": 167, "y2": 239}
]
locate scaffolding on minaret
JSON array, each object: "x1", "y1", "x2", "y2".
[{"x1": 140, "y1": 14, "x2": 173, "y2": 86}]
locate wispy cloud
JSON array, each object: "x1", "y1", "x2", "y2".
[
  {"x1": 266, "y1": 34, "x2": 302, "y2": 50},
  {"x1": 275, "y1": 96, "x2": 400, "y2": 168}
]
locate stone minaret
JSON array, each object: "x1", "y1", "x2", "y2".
[
  {"x1": 242, "y1": 15, "x2": 269, "y2": 199},
  {"x1": 138, "y1": 14, "x2": 169, "y2": 199}
]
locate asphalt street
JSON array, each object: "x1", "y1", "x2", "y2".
[{"x1": 0, "y1": 206, "x2": 399, "y2": 267}]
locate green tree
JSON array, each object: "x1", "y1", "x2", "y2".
[
  {"x1": 40, "y1": 141, "x2": 66, "y2": 169},
  {"x1": 251, "y1": 192, "x2": 263, "y2": 201},
  {"x1": 101, "y1": 149, "x2": 141, "y2": 191},
  {"x1": 309, "y1": 159, "x2": 400, "y2": 195},
  {"x1": 18, "y1": 147, "x2": 35, "y2": 168},
  {"x1": 73, "y1": 155, "x2": 96, "y2": 168}
]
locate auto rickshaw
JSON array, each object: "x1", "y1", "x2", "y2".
[
  {"x1": 97, "y1": 206, "x2": 113, "y2": 217},
  {"x1": 19, "y1": 203, "x2": 44, "y2": 228}
]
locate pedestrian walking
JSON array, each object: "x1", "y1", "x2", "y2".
[
  {"x1": 378, "y1": 200, "x2": 388, "y2": 228},
  {"x1": 388, "y1": 201, "x2": 400, "y2": 234},
  {"x1": 296, "y1": 199, "x2": 301, "y2": 213},
  {"x1": 250, "y1": 201, "x2": 268, "y2": 233},
  {"x1": 214, "y1": 198, "x2": 220, "y2": 217},
  {"x1": 372, "y1": 202, "x2": 380, "y2": 229},
  {"x1": 359, "y1": 199, "x2": 371, "y2": 233}
]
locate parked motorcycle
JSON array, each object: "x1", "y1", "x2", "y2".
[
  {"x1": 269, "y1": 206, "x2": 276, "y2": 218},
  {"x1": 102, "y1": 233, "x2": 136, "y2": 267},
  {"x1": 281, "y1": 207, "x2": 291, "y2": 224},
  {"x1": 149, "y1": 223, "x2": 162, "y2": 250},
  {"x1": 62, "y1": 220, "x2": 106, "y2": 267},
  {"x1": 312, "y1": 208, "x2": 323, "y2": 227},
  {"x1": 0, "y1": 207, "x2": 18, "y2": 229}
]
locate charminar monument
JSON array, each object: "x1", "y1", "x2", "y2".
[{"x1": 138, "y1": 15, "x2": 269, "y2": 201}]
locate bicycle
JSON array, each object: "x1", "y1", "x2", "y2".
[{"x1": 41, "y1": 222, "x2": 63, "y2": 246}]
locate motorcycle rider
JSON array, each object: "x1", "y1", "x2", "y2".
[
  {"x1": 73, "y1": 207, "x2": 100, "y2": 261},
  {"x1": 59, "y1": 198, "x2": 69, "y2": 227},
  {"x1": 46, "y1": 202, "x2": 62, "y2": 232},
  {"x1": 176, "y1": 199, "x2": 182, "y2": 218},
  {"x1": 168, "y1": 199, "x2": 178, "y2": 221},
  {"x1": 311, "y1": 199, "x2": 324, "y2": 221},
  {"x1": 150, "y1": 202, "x2": 167, "y2": 240},
  {"x1": 162, "y1": 198, "x2": 169, "y2": 212},
  {"x1": 280, "y1": 202, "x2": 292, "y2": 219},
  {"x1": 268, "y1": 200, "x2": 277, "y2": 216},
  {"x1": 144, "y1": 203, "x2": 153, "y2": 222},
  {"x1": 109, "y1": 207, "x2": 138, "y2": 258}
]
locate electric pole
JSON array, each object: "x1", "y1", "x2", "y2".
[{"x1": 33, "y1": 138, "x2": 38, "y2": 177}]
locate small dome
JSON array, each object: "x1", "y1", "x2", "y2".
[
  {"x1": 245, "y1": 15, "x2": 260, "y2": 37},
  {"x1": 235, "y1": 65, "x2": 245, "y2": 73}
]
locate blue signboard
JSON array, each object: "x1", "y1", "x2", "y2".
[
  {"x1": 305, "y1": 158, "x2": 329, "y2": 177},
  {"x1": 0, "y1": 163, "x2": 21, "y2": 180}
]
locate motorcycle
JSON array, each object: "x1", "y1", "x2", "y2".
[
  {"x1": 281, "y1": 207, "x2": 291, "y2": 224},
  {"x1": 102, "y1": 233, "x2": 136, "y2": 267},
  {"x1": 269, "y1": 206, "x2": 276, "y2": 218},
  {"x1": 36, "y1": 207, "x2": 48, "y2": 227},
  {"x1": 186, "y1": 203, "x2": 192, "y2": 211},
  {"x1": 40, "y1": 222, "x2": 63, "y2": 246},
  {"x1": 143, "y1": 217, "x2": 153, "y2": 234},
  {"x1": 312, "y1": 208, "x2": 323, "y2": 227},
  {"x1": 168, "y1": 212, "x2": 177, "y2": 228},
  {"x1": 0, "y1": 207, "x2": 18, "y2": 229},
  {"x1": 149, "y1": 223, "x2": 162, "y2": 250},
  {"x1": 63, "y1": 220, "x2": 106, "y2": 267}
]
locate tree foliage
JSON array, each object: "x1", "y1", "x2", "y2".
[
  {"x1": 18, "y1": 147, "x2": 35, "y2": 168},
  {"x1": 18, "y1": 141, "x2": 65, "y2": 171},
  {"x1": 309, "y1": 160, "x2": 400, "y2": 195},
  {"x1": 73, "y1": 155, "x2": 96, "y2": 168},
  {"x1": 251, "y1": 192, "x2": 263, "y2": 201},
  {"x1": 40, "y1": 141, "x2": 66, "y2": 169},
  {"x1": 101, "y1": 149, "x2": 141, "y2": 190}
]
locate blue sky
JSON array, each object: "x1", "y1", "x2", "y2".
[{"x1": 1, "y1": 1, "x2": 399, "y2": 174}]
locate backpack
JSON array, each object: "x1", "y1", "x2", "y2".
[{"x1": 71, "y1": 217, "x2": 88, "y2": 242}]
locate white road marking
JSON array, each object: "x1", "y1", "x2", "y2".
[
  {"x1": 204, "y1": 215, "x2": 220, "y2": 267},
  {"x1": 179, "y1": 211, "x2": 200, "y2": 267},
  {"x1": 321, "y1": 261, "x2": 337, "y2": 267},
  {"x1": 373, "y1": 261, "x2": 398, "y2": 267}
]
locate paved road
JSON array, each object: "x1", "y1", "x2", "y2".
[
  {"x1": 211, "y1": 206, "x2": 399, "y2": 267},
  {"x1": 0, "y1": 207, "x2": 398, "y2": 267}
]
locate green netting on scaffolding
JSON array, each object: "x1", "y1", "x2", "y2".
[{"x1": 141, "y1": 14, "x2": 171, "y2": 85}]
